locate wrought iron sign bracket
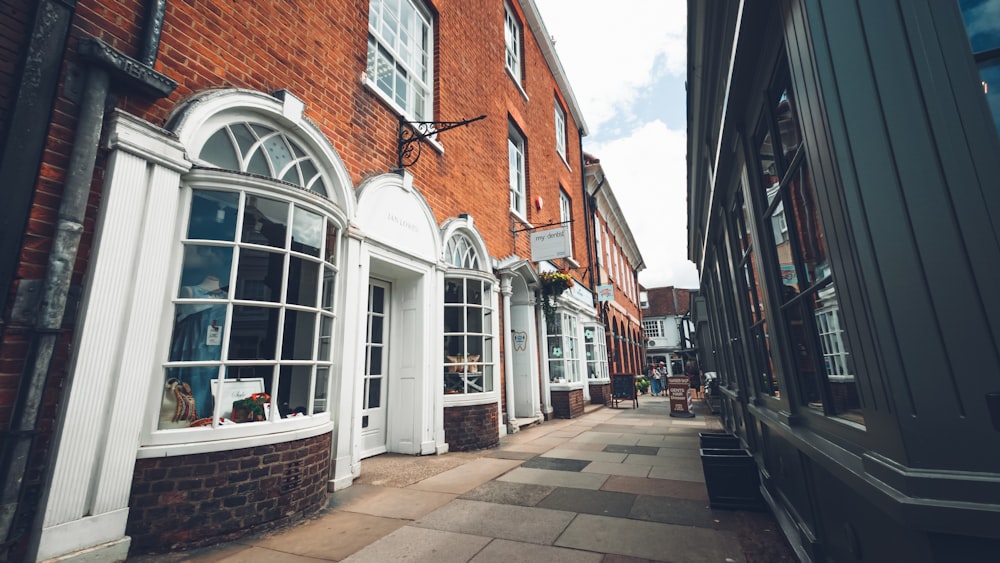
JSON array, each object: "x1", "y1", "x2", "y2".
[{"x1": 397, "y1": 115, "x2": 486, "y2": 168}]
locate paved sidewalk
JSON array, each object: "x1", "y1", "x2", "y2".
[{"x1": 130, "y1": 396, "x2": 797, "y2": 562}]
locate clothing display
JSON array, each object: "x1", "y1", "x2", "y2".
[{"x1": 168, "y1": 278, "x2": 227, "y2": 420}]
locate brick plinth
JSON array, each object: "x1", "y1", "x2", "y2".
[
  {"x1": 588, "y1": 382, "x2": 611, "y2": 405},
  {"x1": 551, "y1": 388, "x2": 585, "y2": 419},
  {"x1": 126, "y1": 432, "x2": 331, "y2": 555},
  {"x1": 443, "y1": 403, "x2": 499, "y2": 451}
]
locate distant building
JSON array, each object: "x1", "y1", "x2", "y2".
[{"x1": 640, "y1": 286, "x2": 695, "y2": 375}]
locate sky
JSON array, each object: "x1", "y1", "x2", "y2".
[{"x1": 533, "y1": 0, "x2": 700, "y2": 289}]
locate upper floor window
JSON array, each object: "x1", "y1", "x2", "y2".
[
  {"x1": 643, "y1": 319, "x2": 662, "y2": 338},
  {"x1": 640, "y1": 291, "x2": 648, "y2": 309},
  {"x1": 594, "y1": 216, "x2": 603, "y2": 265},
  {"x1": 509, "y1": 125, "x2": 527, "y2": 216},
  {"x1": 504, "y1": 3, "x2": 522, "y2": 83},
  {"x1": 958, "y1": 0, "x2": 1000, "y2": 136},
  {"x1": 554, "y1": 100, "x2": 567, "y2": 159},
  {"x1": 367, "y1": 0, "x2": 433, "y2": 120}
]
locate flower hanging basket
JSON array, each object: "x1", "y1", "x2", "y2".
[{"x1": 539, "y1": 271, "x2": 573, "y2": 331}]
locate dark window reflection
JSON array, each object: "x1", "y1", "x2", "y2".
[
  {"x1": 242, "y1": 196, "x2": 288, "y2": 248},
  {"x1": 188, "y1": 190, "x2": 239, "y2": 241},
  {"x1": 228, "y1": 305, "x2": 279, "y2": 360}
]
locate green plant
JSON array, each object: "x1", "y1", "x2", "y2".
[
  {"x1": 636, "y1": 377, "x2": 650, "y2": 394},
  {"x1": 539, "y1": 270, "x2": 573, "y2": 331},
  {"x1": 232, "y1": 392, "x2": 270, "y2": 421}
]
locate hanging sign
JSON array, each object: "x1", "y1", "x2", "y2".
[
  {"x1": 530, "y1": 225, "x2": 570, "y2": 262},
  {"x1": 597, "y1": 284, "x2": 614, "y2": 302}
]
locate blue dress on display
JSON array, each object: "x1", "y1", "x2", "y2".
[{"x1": 169, "y1": 282, "x2": 227, "y2": 418}]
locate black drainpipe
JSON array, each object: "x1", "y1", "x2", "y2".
[{"x1": 0, "y1": 1, "x2": 175, "y2": 556}]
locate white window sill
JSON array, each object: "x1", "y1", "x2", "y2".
[
  {"x1": 444, "y1": 391, "x2": 500, "y2": 407},
  {"x1": 138, "y1": 420, "x2": 334, "y2": 458},
  {"x1": 549, "y1": 381, "x2": 585, "y2": 391}
]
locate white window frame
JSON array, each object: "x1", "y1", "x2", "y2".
[
  {"x1": 509, "y1": 126, "x2": 527, "y2": 217},
  {"x1": 554, "y1": 100, "x2": 567, "y2": 160},
  {"x1": 443, "y1": 275, "x2": 496, "y2": 395},
  {"x1": 504, "y1": 2, "x2": 522, "y2": 83},
  {"x1": 559, "y1": 189, "x2": 573, "y2": 258},
  {"x1": 584, "y1": 323, "x2": 609, "y2": 382},
  {"x1": 643, "y1": 319, "x2": 662, "y2": 339},
  {"x1": 547, "y1": 311, "x2": 581, "y2": 385},
  {"x1": 594, "y1": 216, "x2": 603, "y2": 265},
  {"x1": 366, "y1": 0, "x2": 434, "y2": 121}
]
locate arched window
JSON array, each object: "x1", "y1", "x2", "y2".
[
  {"x1": 442, "y1": 229, "x2": 495, "y2": 396},
  {"x1": 154, "y1": 93, "x2": 348, "y2": 442},
  {"x1": 200, "y1": 122, "x2": 329, "y2": 196}
]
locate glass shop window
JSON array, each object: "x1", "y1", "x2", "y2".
[
  {"x1": 548, "y1": 312, "x2": 580, "y2": 384},
  {"x1": 443, "y1": 277, "x2": 494, "y2": 394},
  {"x1": 753, "y1": 61, "x2": 864, "y2": 425},
  {"x1": 160, "y1": 189, "x2": 338, "y2": 430},
  {"x1": 584, "y1": 323, "x2": 609, "y2": 381}
]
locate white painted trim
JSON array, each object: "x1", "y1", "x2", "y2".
[
  {"x1": 33, "y1": 508, "x2": 130, "y2": 562},
  {"x1": 137, "y1": 423, "x2": 333, "y2": 458}
]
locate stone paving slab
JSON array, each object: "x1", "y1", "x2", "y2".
[
  {"x1": 535, "y1": 487, "x2": 637, "y2": 518},
  {"x1": 201, "y1": 546, "x2": 330, "y2": 562},
  {"x1": 458, "y1": 480, "x2": 555, "y2": 507},
  {"x1": 622, "y1": 453, "x2": 696, "y2": 467},
  {"x1": 648, "y1": 464, "x2": 706, "y2": 483},
  {"x1": 603, "y1": 444, "x2": 661, "y2": 456},
  {"x1": 470, "y1": 538, "x2": 604, "y2": 563},
  {"x1": 552, "y1": 441, "x2": 611, "y2": 452},
  {"x1": 331, "y1": 485, "x2": 456, "y2": 520},
  {"x1": 486, "y1": 449, "x2": 537, "y2": 460},
  {"x1": 414, "y1": 499, "x2": 576, "y2": 545},
  {"x1": 253, "y1": 511, "x2": 406, "y2": 561},
  {"x1": 540, "y1": 448, "x2": 627, "y2": 463},
  {"x1": 569, "y1": 432, "x2": 640, "y2": 445},
  {"x1": 342, "y1": 525, "x2": 491, "y2": 562},
  {"x1": 601, "y1": 475, "x2": 710, "y2": 502},
  {"x1": 498, "y1": 466, "x2": 609, "y2": 489},
  {"x1": 521, "y1": 456, "x2": 591, "y2": 472},
  {"x1": 554, "y1": 513, "x2": 746, "y2": 563},
  {"x1": 408, "y1": 458, "x2": 523, "y2": 494},
  {"x1": 581, "y1": 460, "x2": 651, "y2": 478},
  {"x1": 629, "y1": 494, "x2": 720, "y2": 529}
]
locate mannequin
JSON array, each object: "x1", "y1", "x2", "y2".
[{"x1": 166, "y1": 274, "x2": 228, "y2": 426}]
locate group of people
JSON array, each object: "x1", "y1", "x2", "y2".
[{"x1": 648, "y1": 359, "x2": 703, "y2": 399}]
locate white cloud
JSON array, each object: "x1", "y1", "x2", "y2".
[
  {"x1": 589, "y1": 121, "x2": 699, "y2": 289},
  {"x1": 533, "y1": 0, "x2": 696, "y2": 289},
  {"x1": 534, "y1": 0, "x2": 687, "y2": 136}
]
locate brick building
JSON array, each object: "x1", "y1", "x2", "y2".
[
  {"x1": 583, "y1": 154, "x2": 645, "y2": 389},
  {"x1": 0, "y1": 1, "x2": 630, "y2": 560}
]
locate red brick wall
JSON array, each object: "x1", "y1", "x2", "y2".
[
  {"x1": 551, "y1": 388, "x2": 584, "y2": 419},
  {"x1": 588, "y1": 382, "x2": 611, "y2": 406},
  {"x1": 126, "y1": 433, "x2": 331, "y2": 555},
  {"x1": 443, "y1": 403, "x2": 499, "y2": 451}
]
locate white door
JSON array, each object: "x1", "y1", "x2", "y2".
[
  {"x1": 361, "y1": 279, "x2": 390, "y2": 458},
  {"x1": 511, "y1": 303, "x2": 536, "y2": 419}
]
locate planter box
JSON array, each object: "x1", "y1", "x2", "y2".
[
  {"x1": 699, "y1": 432, "x2": 740, "y2": 449},
  {"x1": 699, "y1": 448, "x2": 765, "y2": 511}
]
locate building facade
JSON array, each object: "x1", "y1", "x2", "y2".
[
  {"x1": 640, "y1": 286, "x2": 695, "y2": 376},
  {"x1": 0, "y1": 1, "x2": 623, "y2": 560},
  {"x1": 583, "y1": 154, "x2": 645, "y2": 396},
  {"x1": 688, "y1": 0, "x2": 1000, "y2": 561}
]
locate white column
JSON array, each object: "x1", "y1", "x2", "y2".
[
  {"x1": 537, "y1": 295, "x2": 553, "y2": 416},
  {"x1": 331, "y1": 229, "x2": 365, "y2": 489},
  {"x1": 33, "y1": 112, "x2": 189, "y2": 561},
  {"x1": 500, "y1": 274, "x2": 517, "y2": 432}
]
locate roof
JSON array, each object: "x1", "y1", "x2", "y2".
[{"x1": 645, "y1": 286, "x2": 692, "y2": 317}]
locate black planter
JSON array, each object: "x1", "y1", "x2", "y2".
[
  {"x1": 699, "y1": 432, "x2": 740, "y2": 449},
  {"x1": 699, "y1": 448, "x2": 765, "y2": 511}
]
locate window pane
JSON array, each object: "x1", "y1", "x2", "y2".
[
  {"x1": 278, "y1": 365, "x2": 313, "y2": 416},
  {"x1": 314, "y1": 367, "x2": 329, "y2": 414},
  {"x1": 287, "y1": 257, "x2": 320, "y2": 307},
  {"x1": 368, "y1": 346, "x2": 383, "y2": 376},
  {"x1": 959, "y1": 0, "x2": 1000, "y2": 53},
  {"x1": 179, "y1": 245, "x2": 233, "y2": 293},
  {"x1": 758, "y1": 130, "x2": 779, "y2": 203},
  {"x1": 243, "y1": 196, "x2": 288, "y2": 248},
  {"x1": 775, "y1": 89, "x2": 802, "y2": 162},
  {"x1": 445, "y1": 280, "x2": 462, "y2": 303},
  {"x1": 228, "y1": 305, "x2": 279, "y2": 360},
  {"x1": 318, "y1": 315, "x2": 333, "y2": 361},
  {"x1": 199, "y1": 129, "x2": 240, "y2": 172},
  {"x1": 281, "y1": 310, "x2": 316, "y2": 360},
  {"x1": 367, "y1": 376, "x2": 381, "y2": 409},
  {"x1": 187, "y1": 190, "x2": 239, "y2": 241},
  {"x1": 292, "y1": 207, "x2": 323, "y2": 257},
  {"x1": 786, "y1": 164, "x2": 829, "y2": 285},
  {"x1": 234, "y1": 248, "x2": 282, "y2": 302},
  {"x1": 322, "y1": 266, "x2": 336, "y2": 312},
  {"x1": 976, "y1": 58, "x2": 1000, "y2": 135}
]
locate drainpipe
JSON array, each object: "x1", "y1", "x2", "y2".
[{"x1": 0, "y1": 1, "x2": 174, "y2": 553}]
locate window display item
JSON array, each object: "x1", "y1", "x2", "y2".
[{"x1": 160, "y1": 378, "x2": 199, "y2": 429}]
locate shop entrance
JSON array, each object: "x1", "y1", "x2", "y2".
[{"x1": 361, "y1": 279, "x2": 390, "y2": 458}]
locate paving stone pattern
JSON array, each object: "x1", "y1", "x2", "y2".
[{"x1": 127, "y1": 397, "x2": 798, "y2": 563}]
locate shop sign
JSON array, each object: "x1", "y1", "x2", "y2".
[
  {"x1": 597, "y1": 284, "x2": 614, "y2": 302},
  {"x1": 667, "y1": 376, "x2": 694, "y2": 418},
  {"x1": 530, "y1": 225, "x2": 570, "y2": 262}
]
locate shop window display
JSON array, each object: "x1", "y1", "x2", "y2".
[{"x1": 160, "y1": 189, "x2": 338, "y2": 429}]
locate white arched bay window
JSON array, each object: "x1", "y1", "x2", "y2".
[
  {"x1": 150, "y1": 90, "x2": 352, "y2": 444},
  {"x1": 442, "y1": 226, "x2": 497, "y2": 396}
]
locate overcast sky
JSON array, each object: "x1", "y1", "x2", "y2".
[{"x1": 533, "y1": 0, "x2": 700, "y2": 289}]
